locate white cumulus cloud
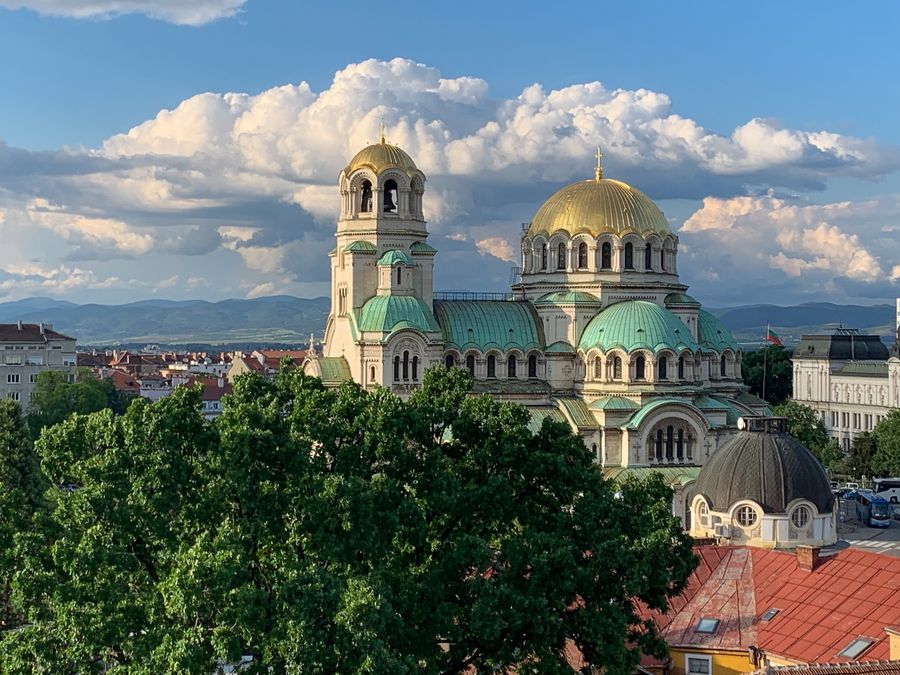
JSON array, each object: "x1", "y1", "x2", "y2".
[{"x1": 0, "y1": 0, "x2": 246, "y2": 25}]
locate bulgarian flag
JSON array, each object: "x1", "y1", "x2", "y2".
[{"x1": 766, "y1": 325, "x2": 783, "y2": 347}]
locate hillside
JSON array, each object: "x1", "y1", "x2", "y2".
[{"x1": 0, "y1": 296, "x2": 895, "y2": 348}]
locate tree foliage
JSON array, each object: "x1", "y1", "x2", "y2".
[
  {"x1": 1, "y1": 368, "x2": 696, "y2": 674},
  {"x1": 872, "y1": 410, "x2": 900, "y2": 477},
  {"x1": 741, "y1": 346, "x2": 793, "y2": 405},
  {"x1": 772, "y1": 400, "x2": 841, "y2": 468},
  {"x1": 26, "y1": 369, "x2": 133, "y2": 438}
]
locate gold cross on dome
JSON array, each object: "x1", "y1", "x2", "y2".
[{"x1": 594, "y1": 145, "x2": 603, "y2": 181}]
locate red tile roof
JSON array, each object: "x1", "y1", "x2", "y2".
[
  {"x1": 651, "y1": 545, "x2": 900, "y2": 666},
  {"x1": 751, "y1": 662, "x2": 900, "y2": 674}
]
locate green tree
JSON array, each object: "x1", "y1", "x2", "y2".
[
  {"x1": 0, "y1": 400, "x2": 47, "y2": 632},
  {"x1": 772, "y1": 400, "x2": 840, "y2": 468},
  {"x1": 872, "y1": 410, "x2": 900, "y2": 477},
  {"x1": 26, "y1": 369, "x2": 112, "y2": 437},
  {"x1": 837, "y1": 432, "x2": 878, "y2": 479},
  {"x1": 742, "y1": 345, "x2": 793, "y2": 405},
  {"x1": 2, "y1": 369, "x2": 697, "y2": 674}
]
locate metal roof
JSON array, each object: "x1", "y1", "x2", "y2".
[
  {"x1": 588, "y1": 396, "x2": 640, "y2": 411},
  {"x1": 557, "y1": 398, "x2": 596, "y2": 429},
  {"x1": 377, "y1": 249, "x2": 414, "y2": 266},
  {"x1": 664, "y1": 291, "x2": 701, "y2": 307},
  {"x1": 578, "y1": 300, "x2": 699, "y2": 354},
  {"x1": 433, "y1": 300, "x2": 544, "y2": 353},
  {"x1": 344, "y1": 240, "x2": 377, "y2": 253},
  {"x1": 793, "y1": 333, "x2": 889, "y2": 361},
  {"x1": 355, "y1": 295, "x2": 441, "y2": 338},
  {"x1": 545, "y1": 340, "x2": 575, "y2": 353},
  {"x1": 834, "y1": 361, "x2": 889, "y2": 377},
  {"x1": 626, "y1": 397, "x2": 708, "y2": 430},
  {"x1": 527, "y1": 178, "x2": 671, "y2": 239},
  {"x1": 316, "y1": 356, "x2": 352, "y2": 384},
  {"x1": 526, "y1": 406, "x2": 569, "y2": 434},
  {"x1": 344, "y1": 138, "x2": 419, "y2": 176},
  {"x1": 409, "y1": 241, "x2": 437, "y2": 254},
  {"x1": 534, "y1": 290, "x2": 601, "y2": 306},
  {"x1": 602, "y1": 465, "x2": 701, "y2": 487},
  {"x1": 697, "y1": 309, "x2": 740, "y2": 353}
]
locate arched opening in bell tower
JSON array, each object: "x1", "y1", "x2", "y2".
[
  {"x1": 361, "y1": 180, "x2": 373, "y2": 213},
  {"x1": 383, "y1": 179, "x2": 398, "y2": 213}
]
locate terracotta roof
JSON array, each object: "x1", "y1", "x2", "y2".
[
  {"x1": 752, "y1": 662, "x2": 900, "y2": 674},
  {"x1": 105, "y1": 369, "x2": 140, "y2": 392},
  {"x1": 0, "y1": 323, "x2": 74, "y2": 342},
  {"x1": 649, "y1": 545, "x2": 900, "y2": 666},
  {"x1": 188, "y1": 376, "x2": 233, "y2": 401}
]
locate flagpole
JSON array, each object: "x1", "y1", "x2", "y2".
[{"x1": 762, "y1": 322, "x2": 768, "y2": 402}]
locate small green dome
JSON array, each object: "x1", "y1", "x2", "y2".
[
  {"x1": 545, "y1": 341, "x2": 576, "y2": 354},
  {"x1": 356, "y1": 295, "x2": 440, "y2": 338},
  {"x1": 534, "y1": 291, "x2": 601, "y2": 306},
  {"x1": 377, "y1": 249, "x2": 414, "y2": 266},
  {"x1": 664, "y1": 292, "x2": 701, "y2": 307},
  {"x1": 578, "y1": 300, "x2": 699, "y2": 354},
  {"x1": 697, "y1": 310, "x2": 739, "y2": 353}
]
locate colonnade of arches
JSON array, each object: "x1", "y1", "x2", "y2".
[
  {"x1": 341, "y1": 170, "x2": 425, "y2": 220},
  {"x1": 522, "y1": 233, "x2": 677, "y2": 275},
  {"x1": 576, "y1": 349, "x2": 700, "y2": 384},
  {"x1": 646, "y1": 421, "x2": 696, "y2": 464},
  {"x1": 444, "y1": 350, "x2": 543, "y2": 380}
]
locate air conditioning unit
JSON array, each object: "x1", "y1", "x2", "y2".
[{"x1": 714, "y1": 523, "x2": 731, "y2": 538}]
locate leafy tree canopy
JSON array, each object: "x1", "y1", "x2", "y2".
[
  {"x1": 2, "y1": 368, "x2": 696, "y2": 674},
  {"x1": 772, "y1": 400, "x2": 841, "y2": 468},
  {"x1": 26, "y1": 368, "x2": 133, "y2": 438},
  {"x1": 742, "y1": 346, "x2": 793, "y2": 405},
  {"x1": 872, "y1": 410, "x2": 900, "y2": 477}
]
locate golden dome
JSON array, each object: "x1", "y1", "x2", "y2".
[
  {"x1": 528, "y1": 178, "x2": 671, "y2": 239},
  {"x1": 345, "y1": 137, "x2": 419, "y2": 176}
]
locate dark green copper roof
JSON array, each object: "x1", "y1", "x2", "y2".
[
  {"x1": 578, "y1": 300, "x2": 699, "y2": 354},
  {"x1": 344, "y1": 240, "x2": 377, "y2": 253},
  {"x1": 664, "y1": 292, "x2": 701, "y2": 307},
  {"x1": 697, "y1": 309, "x2": 739, "y2": 353},
  {"x1": 377, "y1": 249, "x2": 414, "y2": 266},
  {"x1": 317, "y1": 357, "x2": 352, "y2": 384},
  {"x1": 433, "y1": 301, "x2": 544, "y2": 353},
  {"x1": 356, "y1": 295, "x2": 441, "y2": 338},
  {"x1": 534, "y1": 291, "x2": 601, "y2": 306},
  {"x1": 410, "y1": 241, "x2": 438, "y2": 254}
]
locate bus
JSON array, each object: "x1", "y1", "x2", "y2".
[
  {"x1": 874, "y1": 478, "x2": 900, "y2": 504},
  {"x1": 854, "y1": 490, "x2": 892, "y2": 528}
]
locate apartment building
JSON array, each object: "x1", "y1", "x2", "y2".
[{"x1": 0, "y1": 322, "x2": 77, "y2": 406}]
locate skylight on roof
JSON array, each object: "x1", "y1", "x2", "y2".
[
  {"x1": 838, "y1": 637, "x2": 874, "y2": 659},
  {"x1": 761, "y1": 608, "x2": 780, "y2": 621},
  {"x1": 695, "y1": 618, "x2": 719, "y2": 633}
]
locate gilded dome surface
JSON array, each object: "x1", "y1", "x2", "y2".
[
  {"x1": 345, "y1": 139, "x2": 419, "y2": 176},
  {"x1": 528, "y1": 179, "x2": 670, "y2": 239}
]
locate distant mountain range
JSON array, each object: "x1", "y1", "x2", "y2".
[{"x1": 0, "y1": 297, "x2": 895, "y2": 348}]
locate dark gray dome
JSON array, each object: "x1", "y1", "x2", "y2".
[{"x1": 694, "y1": 419, "x2": 833, "y2": 514}]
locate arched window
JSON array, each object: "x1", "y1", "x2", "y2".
[
  {"x1": 678, "y1": 356, "x2": 685, "y2": 380},
  {"x1": 720, "y1": 355, "x2": 727, "y2": 377},
  {"x1": 666, "y1": 425, "x2": 674, "y2": 460},
  {"x1": 697, "y1": 501, "x2": 709, "y2": 527},
  {"x1": 540, "y1": 244, "x2": 548, "y2": 271},
  {"x1": 624, "y1": 243, "x2": 634, "y2": 270},
  {"x1": 487, "y1": 355, "x2": 496, "y2": 378},
  {"x1": 655, "y1": 429, "x2": 663, "y2": 461},
  {"x1": 556, "y1": 242, "x2": 566, "y2": 270},
  {"x1": 402, "y1": 351, "x2": 410, "y2": 381},
  {"x1": 361, "y1": 180, "x2": 373, "y2": 213},
  {"x1": 396, "y1": 266, "x2": 402, "y2": 286},
  {"x1": 644, "y1": 243, "x2": 652, "y2": 270},
  {"x1": 791, "y1": 505, "x2": 811, "y2": 529},
  {"x1": 601, "y1": 242, "x2": 612, "y2": 270},
  {"x1": 466, "y1": 354, "x2": 475, "y2": 376},
  {"x1": 507, "y1": 355, "x2": 517, "y2": 378},
  {"x1": 736, "y1": 505, "x2": 757, "y2": 528},
  {"x1": 445, "y1": 354, "x2": 455, "y2": 368},
  {"x1": 412, "y1": 356, "x2": 419, "y2": 381},
  {"x1": 612, "y1": 356, "x2": 622, "y2": 380},
  {"x1": 659, "y1": 357, "x2": 668, "y2": 380},
  {"x1": 393, "y1": 355, "x2": 400, "y2": 381},
  {"x1": 660, "y1": 248, "x2": 666, "y2": 271},
  {"x1": 383, "y1": 179, "x2": 398, "y2": 213},
  {"x1": 676, "y1": 429, "x2": 684, "y2": 461},
  {"x1": 528, "y1": 354, "x2": 537, "y2": 378},
  {"x1": 593, "y1": 356, "x2": 602, "y2": 379},
  {"x1": 370, "y1": 365, "x2": 376, "y2": 382},
  {"x1": 635, "y1": 355, "x2": 646, "y2": 380},
  {"x1": 578, "y1": 242, "x2": 588, "y2": 269}
]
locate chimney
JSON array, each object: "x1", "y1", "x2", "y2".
[
  {"x1": 796, "y1": 545, "x2": 820, "y2": 572},
  {"x1": 39, "y1": 322, "x2": 44, "y2": 334},
  {"x1": 886, "y1": 626, "x2": 900, "y2": 660},
  {"x1": 17, "y1": 320, "x2": 22, "y2": 330}
]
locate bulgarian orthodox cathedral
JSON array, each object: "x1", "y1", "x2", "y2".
[{"x1": 304, "y1": 135, "x2": 773, "y2": 522}]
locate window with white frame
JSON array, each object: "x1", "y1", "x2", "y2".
[
  {"x1": 735, "y1": 505, "x2": 758, "y2": 528},
  {"x1": 7, "y1": 373, "x2": 20, "y2": 384},
  {"x1": 29, "y1": 373, "x2": 38, "y2": 383},
  {"x1": 686, "y1": 654, "x2": 711, "y2": 674},
  {"x1": 7, "y1": 391, "x2": 20, "y2": 401},
  {"x1": 791, "y1": 505, "x2": 811, "y2": 529}
]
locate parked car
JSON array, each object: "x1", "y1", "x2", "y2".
[{"x1": 844, "y1": 482, "x2": 860, "y2": 491}]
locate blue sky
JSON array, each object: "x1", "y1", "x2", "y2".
[{"x1": 0, "y1": 0, "x2": 899, "y2": 306}]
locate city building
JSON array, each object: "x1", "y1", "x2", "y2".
[
  {"x1": 792, "y1": 321, "x2": 900, "y2": 450},
  {"x1": 303, "y1": 137, "x2": 768, "y2": 517},
  {"x1": 0, "y1": 322, "x2": 77, "y2": 405}
]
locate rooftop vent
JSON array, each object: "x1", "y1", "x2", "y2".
[
  {"x1": 695, "y1": 618, "x2": 720, "y2": 634},
  {"x1": 837, "y1": 637, "x2": 874, "y2": 659},
  {"x1": 760, "y1": 608, "x2": 780, "y2": 621}
]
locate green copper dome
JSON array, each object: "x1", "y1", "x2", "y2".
[
  {"x1": 356, "y1": 295, "x2": 440, "y2": 338},
  {"x1": 578, "y1": 300, "x2": 699, "y2": 354},
  {"x1": 534, "y1": 291, "x2": 601, "y2": 306},
  {"x1": 377, "y1": 249, "x2": 414, "y2": 266},
  {"x1": 697, "y1": 310, "x2": 739, "y2": 353}
]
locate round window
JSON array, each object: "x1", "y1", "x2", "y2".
[
  {"x1": 791, "y1": 505, "x2": 811, "y2": 529},
  {"x1": 736, "y1": 505, "x2": 758, "y2": 528}
]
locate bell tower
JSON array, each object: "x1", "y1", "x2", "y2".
[{"x1": 324, "y1": 136, "x2": 435, "y2": 358}]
